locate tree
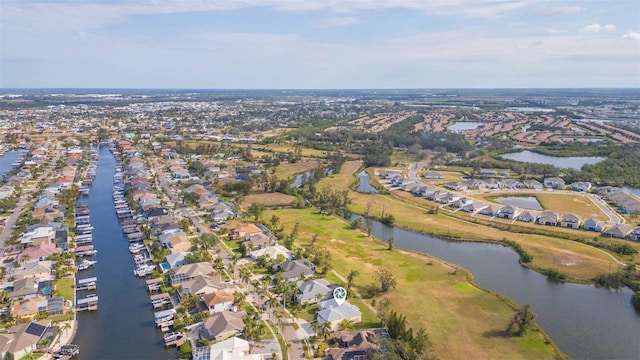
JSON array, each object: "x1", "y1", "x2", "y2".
[
  {"x1": 347, "y1": 270, "x2": 359, "y2": 291},
  {"x1": 387, "y1": 236, "x2": 395, "y2": 251},
  {"x1": 248, "y1": 203, "x2": 264, "y2": 221},
  {"x1": 375, "y1": 269, "x2": 397, "y2": 293},
  {"x1": 318, "y1": 320, "x2": 331, "y2": 340},
  {"x1": 181, "y1": 294, "x2": 200, "y2": 312},
  {"x1": 506, "y1": 304, "x2": 536, "y2": 336}
]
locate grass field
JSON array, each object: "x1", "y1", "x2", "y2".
[
  {"x1": 273, "y1": 159, "x2": 321, "y2": 179},
  {"x1": 241, "y1": 193, "x2": 296, "y2": 208},
  {"x1": 264, "y1": 208, "x2": 563, "y2": 360},
  {"x1": 318, "y1": 164, "x2": 629, "y2": 281}
]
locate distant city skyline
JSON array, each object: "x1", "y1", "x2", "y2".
[{"x1": 1, "y1": 0, "x2": 639, "y2": 89}]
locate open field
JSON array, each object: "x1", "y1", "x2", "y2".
[
  {"x1": 319, "y1": 165, "x2": 633, "y2": 280},
  {"x1": 241, "y1": 193, "x2": 296, "y2": 208},
  {"x1": 273, "y1": 159, "x2": 321, "y2": 179},
  {"x1": 472, "y1": 192, "x2": 608, "y2": 220},
  {"x1": 265, "y1": 208, "x2": 562, "y2": 360}
]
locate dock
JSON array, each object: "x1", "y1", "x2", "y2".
[
  {"x1": 163, "y1": 332, "x2": 186, "y2": 347},
  {"x1": 146, "y1": 278, "x2": 162, "y2": 292},
  {"x1": 76, "y1": 277, "x2": 97, "y2": 291},
  {"x1": 77, "y1": 295, "x2": 98, "y2": 312},
  {"x1": 150, "y1": 293, "x2": 171, "y2": 309}
]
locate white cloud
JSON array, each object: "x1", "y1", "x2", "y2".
[
  {"x1": 534, "y1": 5, "x2": 584, "y2": 17},
  {"x1": 579, "y1": 23, "x2": 617, "y2": 34},
  {"x1": 312, "y1": 16, "x2": 360, "y2": 28},
  {"x1": 544, "y1": 28, "x2": 567, "y2": 35},
  {"x1": 622, "y1": 30, "x2": 640, "y2": 40}
]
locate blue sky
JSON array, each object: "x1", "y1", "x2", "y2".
[{"x1": 1, "y1": 0, "x2": 639, "y2": 88}]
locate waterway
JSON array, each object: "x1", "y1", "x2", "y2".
[
  {"x1": 447, "y1": 121, "x2": 483, "y2": 133},
  {"x1": 356, "y1": 171, "x2": 378, "y2": 193},
  {"x1": 356, "y1": 216, "x2": 640, "y2": 360},
  {"x1": 74, "y1": 147, "x2": 173, "y2": 359},
  {"x1": 499, "y1": 150, "x2": 605, "y2": 170},
  {"x1": 495, "y1": 196, "x2": 543, "y2": 210},
  {"x1": 0, "y1": 150, "x2": 26, "y2": 179}
]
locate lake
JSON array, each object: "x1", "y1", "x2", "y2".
[
  {"x1": 495, "y1": 196, "x2": 543, "y2": 210},
  {"x1": 355, "y1": 216, "x2": 640, "y2": 360},
  {"x1": 500, "y1": 150, "x2": 605, "y2": 170},
  {"x1": 356, "y1": 171, "x2": 378, "y2": 193},
  {"x1": 448, "y1": 121, "x2": 483, "y2": 133},
  {"x1": 74, "y1": 147, "x2": 174, "y2": 359}
]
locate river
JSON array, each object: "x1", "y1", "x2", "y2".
[
  {"x1": 357, "y1": 216, "x2": 640, "y2": 360},
  {"x1": 74, "y1": 147, "x2": 174, "y2": 359}
]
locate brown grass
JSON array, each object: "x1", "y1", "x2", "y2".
[{"x1": 241, "y1": 193, "x2": 296, "y2": 207}]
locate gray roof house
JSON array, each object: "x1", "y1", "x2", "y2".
[
  {"x1": 273, "y1": 259, "x2": 316, "y2": 281},
  {"x1": 296, "y1": 279, "x2": 333, "y2": 304},
  {"x1": 538, "y1": 211, "x2": 559, "y2": 226},
  {"x1": 560, "y1": 213, "x2": 581, "y2": 229},
  {"x1": 603, "y1": 224, "x2": 634, "y2": 239},
  {"x1": 317, "y1": 299, "x2": 362, "y2": 331},
  {"x1": 583, "y1": 218, "x2": 606, "y2": 232},
  {"x1": 199, "y1": 311, "x2": 246, "y2": 342}
]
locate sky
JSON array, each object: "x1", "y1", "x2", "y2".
[{"x1": 1, "y1": 0, "x2": 639, "y2": 89}]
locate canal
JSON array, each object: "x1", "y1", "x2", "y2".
[
  {"x1": 74, "y1": 147, "x2": 174, "y2": 359},
  {"x1": 0, "y1": 150, "x2": 27, "y2": 179},
  {"x1": 357, "y1": 216, "x2": 640, "y2": 360}
]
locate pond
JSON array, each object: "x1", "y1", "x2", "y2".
[
  {"x1": 354, "y1": 215, "x2": 640, "y2": 360},
  {"x1": 495, "y1": 196, "x2": 543, "y2": 210},
  {"x1": 448, "y1": 121, "x2": 483, "y2": 133},
  {"x1": 356, "y1": 171, "x2": 378, "y2": 193},
  {"x1": 499, "y1": 150, "x2": 605, "y2": 170}
]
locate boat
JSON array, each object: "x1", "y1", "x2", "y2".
[
  {"x1": 59, "y1": 344, "x2": 80, "y2": 356},
  {"x1": 163, "y1": 332, "x2": 181, "y2": 342},
  {"x1": 134, "y1": 264, "x2": 156, "y2": 277},
  {"x1": 129, "y1": 242, "x2": 145, "y2": 253},
  {"x1": 76, "y1": 259, "x2": 97, "y2": 271}
]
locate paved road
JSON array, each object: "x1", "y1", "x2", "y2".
[{"x1": 0, "y1": 146, "x2": 62, "y2": 250}]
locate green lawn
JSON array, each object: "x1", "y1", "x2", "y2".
[{"x1": 54, "y1": 277, "x2": 75, "y2": 302}]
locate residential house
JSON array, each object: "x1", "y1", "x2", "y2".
[
  {"x1": 326, "y1": 329, "x2": 389, "y2": 360},
  {"x1": 11, "y1": 261, "x2": 52, "y2": 280},
  {"x1": 538, "y1": 211, "x2": 559, "y2": 226},
  {"x1": 18, "y1": 244, "x2": 60, "y2": 263},
  {"x1": 462, "y1": 201, "x2": 486, "y2": 213},
  {"x1": 170, "y1": 262, "x2": 216, "y2": 285},
  {"x1": 583, "y1": 218, "x2": 605, "y2": 232},
  {"x1": 0, "y1": 320, "x2": 51, "y2": 360},
  {"x1": 603, "y1": 224, "x2": 634, "y2": 239},
  {"x1": 478, "y1": 205, "x2": 501, "y2": 217},
  {"x1": 543, "y1": 177, "x2": 565, "y2": 189},
  {"x1": 249, "y1": 244, "x2": 294, "y2": 262},
  {"x1": 317, "y1": 299, "x2": 362, "y2": 331},
  {"x1": 560, "y1": 213, "x2": 581, "y2": 229},
  {"x1": 202, "y1": 291, "x2": 234, "y2": 313},
  {"x1": 179, "y1": 274, "x2": 222, "y2": 299},
  {"x1": 569, "y1": 182, "x2": 592, "y2": 192},
  {"x1": 199, "y1": 311, "x2": 246, "y2": 342},
  {"x1": 34, "y1": 196, "x2": 59, "y2": 211},
  {"x1": 191, "y1": 336, "x2": 261, "y2": 360},
  {"x1": 496, "y1": 205, "x2": 520, "y2": 219},
  {"x1": 501, "y1": 179, "x2": 523, "y2": 190},
  {"x1": 164, "y1": 252, "x2": 188, "y2": 270},
  {"x1": 630, "y1": 227, "x2": 640, "y2": 242},
  {"x1": 233, "y1": 223, "x2": 263, "y2": 238},
  {"x1": 297, "y1": 278, "x2": 333, "y2": 304},
  {"x1": 273, "y1": 259, "x2": 316, "y2": 281},
  {"x1": 9, "y1": 278, "x2": 39, "y2": 300},
  {"x1": 423, "y1": 171, "x2": 444, "y2": 179},
  {"x1": 444, "y1": 181, "x2": 467, "y2": 191},
  {"x1": 523, "y1": 179, "x2": 544, "y2": 190},
  {"x1": 20, "y1": 226, "x2": 55, "y2": 247},
  {"x1": 517, "y1": 211, "x2": 538, "y2": 223}
]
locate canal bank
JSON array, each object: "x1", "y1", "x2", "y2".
[
  {"x1": 73, "y1": 147, "x2": 174, "y2": 359},
  {"x1": 355, "y1": 216, "x2": 640, "y2": 360}
]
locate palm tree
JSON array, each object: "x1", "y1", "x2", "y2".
[
  {"x1": 347, "y1": 270, "x2": 359, "y2": 291},
  {"x1": 62, "y1": 321, "x2": 72, "y2": 336},
  {"x1": 233, "y1": 291, "x2": 246, "y2": 309},
  {"x1": 319, "y1": 321, "x2": 332, "y2": 341},
  {"x1": 337, "y1": 319, "x2": 354, "y2": 331}
]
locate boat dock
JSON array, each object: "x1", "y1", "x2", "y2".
[
  {"x1": 76, "y1": 277, "x2": 97, "y2": 291},
  {"x1": 146, "y1": 278, "x2": 162, "y2": 292},
  {"x1": 150, "y1": 293, "x2": 171, "y2": 309},
  {"x1": 77, "y1": 295, "x2": 98, "y2": 312}
]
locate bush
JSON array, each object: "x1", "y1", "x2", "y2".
[
  {"x1": 178, "y1": 340, "x2": 193, "y2": 360},
  {"x1": 543, "y1": 268, "x2": 567, "y2": 282}
]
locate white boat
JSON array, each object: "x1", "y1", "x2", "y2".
[
  {"x1": 76, "y1": 259, "x2": 97, "y2": 271},
  {"x1": 129, "y1": 243, "x2": 145, "y2": 253},
  {"x1": 134, "y1": 264, "x2": 156, "y2": 277},
  {"x1": 164, "y1": 332, "x2": 181, "y2": 342}
]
